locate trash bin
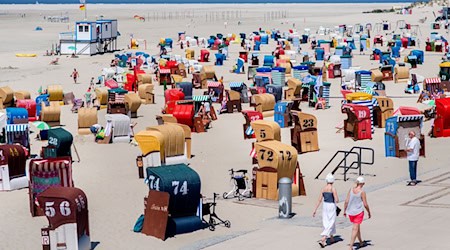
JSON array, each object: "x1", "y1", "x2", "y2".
[{"x1": 278, "y1": 177, "x2": 293, "y2": 219}]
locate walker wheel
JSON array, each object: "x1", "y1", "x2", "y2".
[
  {"x1": 246, "y1": 191, "x2": 253, "y2": 198},
  {"x1": 238, "y1": 194, "x2": 244, "y2": 201},
  {"x1": 224, "y1": 220, "x2": 231, "y2": 228},
  {"x1": 209, "y1": 225, "x2": 215, "y2": 231},
  {"x1": 223, "y1": 192, "x2": 228, "y2": 199}
]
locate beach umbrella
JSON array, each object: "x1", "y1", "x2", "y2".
[
  {"x1": 422, "y1": 99, "x2": 435, "y2": 107},
  {"x1": 32, "y1": 121, "x2": 50, "y2": 130}
]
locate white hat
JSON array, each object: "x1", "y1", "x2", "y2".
[
  {"x1": 356, "y1": 176, "x2": 365, "y2": 184},
  {"x1": 325, "y1": 173, "x2": 335, "y2": 183}
]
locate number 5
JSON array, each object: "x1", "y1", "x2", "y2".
[
  {"x1": 45, "y1": 202, "x2": 55, "y2": 217},
  {"x1": 260, "y1": 129, "x2": 266, "y2": 138}
]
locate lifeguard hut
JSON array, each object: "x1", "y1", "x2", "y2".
[{"x1": 59, "y1": 19, "x2": 118, "y2": 55}]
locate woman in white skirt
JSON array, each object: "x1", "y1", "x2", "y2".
[{"x1": 313, "y1": 173, "x2": 339, "y2": 248}]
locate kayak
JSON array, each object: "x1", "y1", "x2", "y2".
[{"x1": 15, "y1": 54, "x2": 37, "y2": 57}]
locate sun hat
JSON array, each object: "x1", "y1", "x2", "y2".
[
  {"x1": 356, "y1": 176, "x2": 365, "y2": 184},
  {"x1": 325, "y1": 173, "x2": 335, "y2": 183}
]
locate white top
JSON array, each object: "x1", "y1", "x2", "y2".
[
  {"x1": 346, "y1": 189, "x2": 364, "y2": 216},
  {"x1": 406, "y1": 137, "x2": 420, "y2": 161}
]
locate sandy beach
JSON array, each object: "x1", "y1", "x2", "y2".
[{"x1": 1, "y1": 2, "x2": 450, "y2": 249}]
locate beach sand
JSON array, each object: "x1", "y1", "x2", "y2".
[{"x1": 1, "y1": 3, "x2": 450, "y2": 249}]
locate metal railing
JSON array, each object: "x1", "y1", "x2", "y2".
[
  {"x1": 315, "y1": 146, "x2": 374, "y2": 181},
  {"x1": 76, "y1": 44, "x2": 91, "y2": 55}
]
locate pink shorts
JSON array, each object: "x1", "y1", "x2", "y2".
[{"x1": 349, "y1": 212, "x2": 364, "y2": 224}]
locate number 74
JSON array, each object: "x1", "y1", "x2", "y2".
[{"x1": 172, "y1": 181, "x2": 188, "y2": 195}]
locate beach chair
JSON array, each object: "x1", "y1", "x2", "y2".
[
  {"x1": 106, "y1": 114, "x2": 132, "y2": 143},
  {"x1": 71, "y1": 99, "x2": 84, "y2": 113},
  {"x1": 226, "y1": 90, "x2": 242, "y2": 113},
  {"x1": 0, "y1": 145, "x2": 28, "y2": 191},
  {"x1": 125, "y1": 92, "x2": 142, "y2": 118},
  {"x1": 37, "y1": 186, "x2": 91, "y2": 250},
  {"x1": 263, "y1": 55, "x2": 275, "y2": 67},
  {"x1": 394, "y1": 66, "x2": 409, "y2": 83},
  {"x1": 176, "y1": 82, "x2": 193, "y2": 100},
  {"x1": 40, "y1": 102, "x2": 61, "y2": 127},
  {"x1": 215, "y1": 53, "x2": 224, "y2": 66},
  {"x1": 48, "y1": 85, "x2": 64, "y2": 104},
  {"x1": 63, "y1": 92, "x2": 75, "y2": 105},
  {"x1": 138, "y1": 84, "x2": 155, "y2": 104},
  {"x1": 14, "y1": 90, "x2": 31, "y2": 100},
  {"x1": 0, "y1": 86, "x2": 14, "y2": 109},
  {"x1": 234, "y1": 58, "x2": 245, "y2": 74},
  {"x1": 29, "y1": 157, "x2": 73, "y2": 217},
  {"x1": 254, "y1": 93, "x2": 275, "y2": 117},
  {"x1": 78, "y1": 108, "x2": 98, "y2": 135},
  {"x1": 16, "y1": 99, "x2": 37, "y2": 121}
]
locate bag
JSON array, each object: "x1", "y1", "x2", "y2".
[
  {"x1": 336, "y1": 206, "x2": 342, "y2": 216},
  {"x1": 133, "y1": 214, "x2": 145, "y2": 233}
]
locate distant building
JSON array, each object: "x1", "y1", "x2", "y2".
[{"x1": 59, "y1": 19, "x2": 119, "y2": 55}]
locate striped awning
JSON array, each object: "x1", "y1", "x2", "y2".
[
  {"x1": 192, "y1": 95, "x2": 210, "y2": 102},
  {"x1": 30, "y1": 158, "x2": 73, "y2": 188},
  {"x1": 397, "y1": 115, "x2": 424, "y2": 122},
  {"x1": 207, "y1": 81, "x2": 222, "y2": 88},
  {"x1": 229, "y1": 82, "x2": 244, "y2": 88},
  {"x1": 6, "y1": 124, "x2": 29, "y2": 132},
  {"x1": 159, "y1": 69, "x2": 171, "y2": 74},
  {"x1": 424, "y1": 77, "x2": 441, "y2": 84}
]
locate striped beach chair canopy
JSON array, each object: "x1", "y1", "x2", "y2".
[
  {"x1": 5, "y1": 124, "x2": 30, "y2": 148},
  {"x1": 396, "y1": 115, "x2": 424, "y2": 123},
  {"x1": 424, "y1": 77, "x2": 440, "y2": 84},
  {"x1": 159, "y1": 68, "x2": 171, "y2": 74},
  {"x1": 5, "y1": 124, "x2": 28, "y2": 133},
  {"x1": 192, "y1": 95, "x2": 210, "y2": 102},
  {"x1": 207, "y1": 81, "x2": 222, "y2": 88},
  {"x1": 229, "y1": 82, "x2": 244, "y2": 88}
]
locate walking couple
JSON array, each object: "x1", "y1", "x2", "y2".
[{"x1": 313, "y1": 174, "x2": 372, "y2": 249}]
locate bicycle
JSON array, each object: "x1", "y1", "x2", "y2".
[{"x1": 223, "y1": 168, "x2": 252, "y2": 201}]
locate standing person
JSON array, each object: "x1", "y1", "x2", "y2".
[
  {"x1": 313, "y1": 173, "x2": 339, "y2": 248},
  {"x1": 406, "y1": 130, "x2": 421, "y2": 185},
  {"x1": 71, "y1": 68, "x2": 79, "y2": 84},
  {"x1": 85, "y1": 88, "x2": 92, "y2": 108},
  {"x1": 344, "y1": 177, "x2": 371, "y2": 250},
  {"x1": 89, "y1": 77, "x2": 95, "y2": 90}
]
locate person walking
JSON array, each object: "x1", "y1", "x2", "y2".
[
  {"x1": 313, "y1": 173, "x2": 339, "y2": 248},
  {"x1": 344, "y1": 176, "x2": 371, "y2": 250},
  {"x1": 406, "y1": 130, "x2": 421, "y2": 186},
  {"x1": 90, "y1": 77, "x2": 96, "y2": 90},
  {"x1": 71, "y1": 68, "x2": 79, "y2": 84}
]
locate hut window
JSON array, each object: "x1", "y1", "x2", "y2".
[
  {"x1": 84, "y1": 25, "x2": 89, "y2": 32},
  {"x1": 78, "y1": 26, "x2": 83, "y2": 32},
  {"x1": 105, "y1": 25, "x2": 108, "y2": 31}
]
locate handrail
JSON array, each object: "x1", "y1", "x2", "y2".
[{"x1": 315, "y1": 146, "x2": 375, "y2": 181}]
